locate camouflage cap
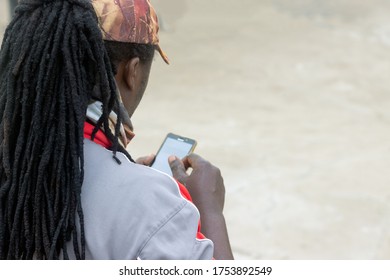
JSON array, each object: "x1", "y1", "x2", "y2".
[{"x1": 92, "y1": 0, "x2": 169, "y2": 64}]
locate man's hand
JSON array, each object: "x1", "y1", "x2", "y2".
[
  {"x1": 169, "y1": 154, "x2": 234, "y2": 260},
  {"x1": 169, "y1": 154, "x2": 225, "y2": 215}
]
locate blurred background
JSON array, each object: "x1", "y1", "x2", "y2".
[{"x1": 1, "y1": 0, "x2": 390, "y2": 259}]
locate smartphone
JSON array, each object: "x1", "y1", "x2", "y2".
[{"x1": 151, "y1": 133, "x2": 197, "y2": 176}]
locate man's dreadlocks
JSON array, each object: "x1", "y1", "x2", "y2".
[{"x1": 0, "y1": 0, "x2": 127, "y2": 259}]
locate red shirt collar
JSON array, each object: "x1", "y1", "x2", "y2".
[{"x1": 84, "y1": 122, "x2": 111, "y2": 148}]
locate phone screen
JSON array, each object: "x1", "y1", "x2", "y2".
[{"x1": 151, "y1": 133, "x2": 196, "y2": 176}]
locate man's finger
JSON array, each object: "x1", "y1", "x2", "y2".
[
  {"x1": 168, "y1": 156, "x2": 188, "y2": 181},
  {"x1": 183, "y1": 153, "x2": 206, "y2": 169},
  {"x1": 136, "y1": 154, "x2": 155, "y2": 166}
]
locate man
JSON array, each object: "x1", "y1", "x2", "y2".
[{"x1": 0, "y1": 0, "x2": 233, "y2": 260}]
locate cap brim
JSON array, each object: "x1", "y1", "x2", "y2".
[{"x1": 156, "y1": 44, "x2": 170, "y2": 64}]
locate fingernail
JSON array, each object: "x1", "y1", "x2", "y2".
[{"x1": 168, "y1": 155, "x2": 176, "y2": 163}]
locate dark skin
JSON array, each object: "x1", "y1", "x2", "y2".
[
  {"x1": 169, "y1": 154, "x2": 234, "y2": 260},
  {"x1": 115, "y1": 56, "x2": 153, "y2": 122},
  {"x1": 115, "y1": 55, "x2": 234, "y2": 260}
]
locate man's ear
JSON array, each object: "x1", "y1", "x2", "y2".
[{"x1": 124, "y1": 57, "x2": 140, "y2": 91}]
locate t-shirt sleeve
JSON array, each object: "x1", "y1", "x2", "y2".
[{"x1": 136, "y1": 200, "x2": 214, "y2": 260}]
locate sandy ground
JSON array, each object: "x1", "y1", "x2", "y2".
[{"x1": 1, "y1": 0, "x2": 390, "y2": 259}]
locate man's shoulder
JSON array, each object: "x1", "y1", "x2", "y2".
[{"x1": 80, "y1": 140, "x2": 198, "y2": 259}]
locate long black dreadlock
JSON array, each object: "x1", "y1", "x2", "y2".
[{"x1": 0, "y1": 0, "x2": 129, "y2": 259}]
